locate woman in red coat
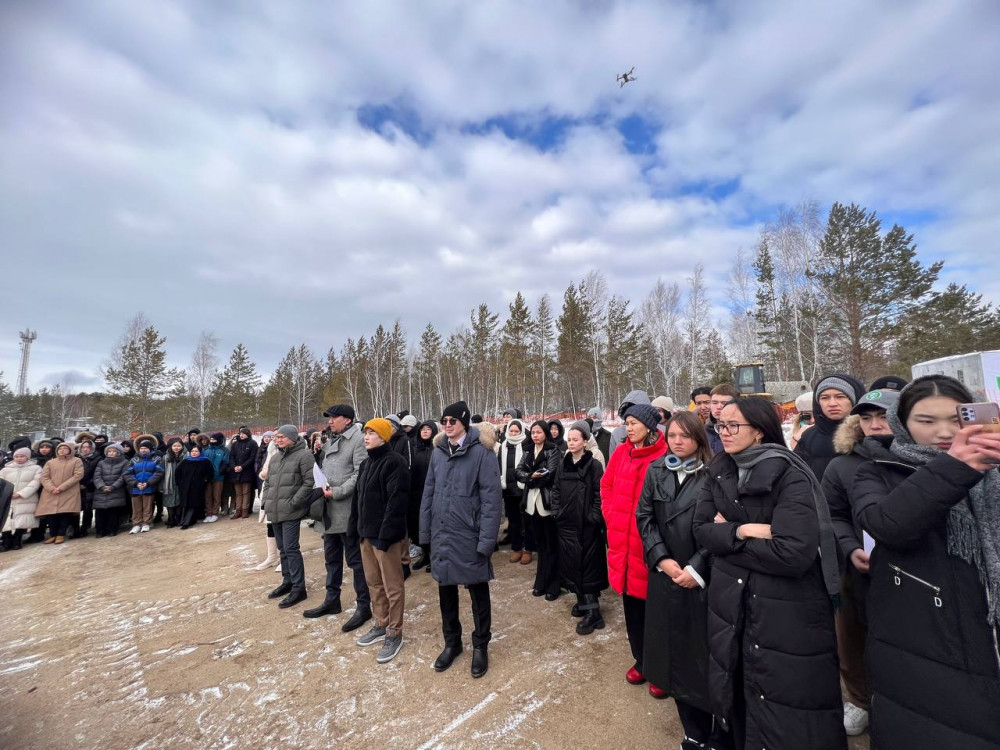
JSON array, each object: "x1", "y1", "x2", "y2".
[{"x1": 600, "y1": 403, "x2": 668, "y2": 686}]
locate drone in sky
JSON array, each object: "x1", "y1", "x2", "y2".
[{"x1": 617, "y1": 66, "x2": 637, "y2": 87}]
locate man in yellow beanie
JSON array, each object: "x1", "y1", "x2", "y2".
[{"x1": 348, "y1": 418, "x2": 411, "y2": 664}]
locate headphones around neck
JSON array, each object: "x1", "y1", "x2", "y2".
[{"x1": 664, "y1": 454, "x2": 702, "y2": 472}]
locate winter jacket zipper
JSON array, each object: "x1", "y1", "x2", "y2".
[{"x1": 889, "y1": 563, "x2": 943, "y2": 608}]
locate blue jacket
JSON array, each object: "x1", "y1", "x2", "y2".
[
  {"x1": 125, "y1": 454, "x2": 164, "y2": 496},
  {"x1": 203, "y1": 444, "x2": 230, "y2": 482}
]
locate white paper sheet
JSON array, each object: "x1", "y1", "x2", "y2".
[
  {"x1": 313, "y1": 464, "x2": 328, "y2": 488},
  {"x1": 863, "y1": 531, "x2": 876, "y2": 554}
]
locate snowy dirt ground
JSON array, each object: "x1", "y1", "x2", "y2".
[{"x1": 0, "y1": 517, "x2": 871, "y2": 749}]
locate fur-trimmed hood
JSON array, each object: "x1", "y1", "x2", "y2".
[
  {"x1": 134, "y1": 433, "x2": 158, "y2": 452},
  {"x1": 195, "y1": 433, "x2": 212, "y2": 448},
  {"x1": 432, "y1": 424, "x2": 497, "y2": 452},
  {"x1": 74, "y1": 431, "x2": 96, "y2": 444},
  {"x1": 833, "y1": 415, "x2": 864, "y2": 455}
]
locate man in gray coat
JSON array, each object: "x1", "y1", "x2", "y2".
[
  {"x1": 420, "y1": 400, "x2": 502, "y2": 678},
  {"x1": 262, "y1": 425, "x2": 314, "y2": 609},
  {"x1": 303, "y1": 404, "x2": 372, "y2": 632}
]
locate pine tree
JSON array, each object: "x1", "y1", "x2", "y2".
[
  {"x1": 603, "y1": 295, "x2": 646, "y2": 406},
  {"x1": 893, "y1": 283, "x2": 1000, "y2": 369},
  {"x1": 416, "y1": 324, "x2": 444, "y2": 419},
  {"x1": 468, "y1": 304, "x2": 500, "y2": 413},
  {"x1": 531, "y1": 294, "x2": 556, "y2": 416},
  {"x1": 209, "y1": 343, "x2": 262, "y2": 426},
  {"x1": 500, "y1": 293, "x2": 532, "y2": 413},
  {"x1": 104, "y1": 324, "x2": 184, "y2": 432},
  {"x1": 814, "y1": 202, "x2": 941, "y2": 380},
  {"x1": 556, "y1": 283, "x2": 589, "y2": 412}
]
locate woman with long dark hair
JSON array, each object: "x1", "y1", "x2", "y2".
[
  {"x1": 853, "y1": 375, "x2": 1000, "y2": 749},
  {"x1": 693, "y1": 397, "x2": 845, "y2": 750},
  {"x1": 516, "y1": 420, "x2": 561, "y2": 599},
  {"x1": 161, "y1": 438, "x2": 187, "y2": 527},
  {"x1": 637, "y1": 410, "x2": 730, "y2": 746},
  {"x1": 601, "y1": 404, "x2": 668, "y2": 686},
  {"x1": 410, "y1": 421, "x2": 438, "y2": 571},
  {"x1": 550, "y1": 420, "x2": 607, "y2": 634}
]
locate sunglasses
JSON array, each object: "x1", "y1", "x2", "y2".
[
  {"x1": 440, "y1": 417, "x2": 460, "y2": 426},
  {"x1": 799, "y1": 413, "x2": 813, "y2": 422}
]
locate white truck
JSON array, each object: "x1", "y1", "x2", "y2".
[{"x1": 910, "y1": 350, "x2": 1000, "y2": 403}]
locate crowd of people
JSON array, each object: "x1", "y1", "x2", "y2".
[{"x1": 1, "y1": 371, "x2": 999, "y2": 750}]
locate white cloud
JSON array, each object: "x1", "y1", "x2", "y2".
[{"x1": 1, "y1": 0, "x2": 998, "y2": 389}]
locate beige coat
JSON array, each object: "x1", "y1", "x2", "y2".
[
  {"x1": 36, "y1": 455, "x2": 84, "y2": 516},
  {"x1": 0, "y1": 460, "x2": 42, "y2": 531}
]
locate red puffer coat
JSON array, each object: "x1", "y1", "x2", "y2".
[{"x1": 600, "y1": 436, "x2": 668, "y2": 599}]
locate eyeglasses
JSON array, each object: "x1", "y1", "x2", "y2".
[
  {"x1": 440, "y1": 417, "x2": 460, "y2": 426},
  {"x1": 712, "y1": 422, "x2": 753, "y2": 435}
]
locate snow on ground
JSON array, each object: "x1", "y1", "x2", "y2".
[{"x1": 0, "y1": 517, "x2": 870, "y2": 749}]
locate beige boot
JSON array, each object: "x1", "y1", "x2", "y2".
[{"x1": 253, "y1": 536, "x2": 279, "y2": 571}]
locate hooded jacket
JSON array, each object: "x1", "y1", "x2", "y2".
[
  {"x1": 228, "y1": 432, "x2": 259, "y2": 484},
  {"x1": 410, "y1": 421, "x2": 438, "y2": 510},
  {"x1": 125, "y1": 451, "x2": 164, "y2": 496},
  {"x1": 692, "y1": 453, "x2": 845, "y2": 749},
  {"x1": 550, "y1": 449, "x2": 608, "y2": 595},
  {"x1": 92, "y1": 453, "x2": 130, "y2": 509},
  {"x1": 419, "y1": 426, "x2": 502, "y2": 586},
  {"x1": 36, "y1": 450, "x2": 85, "y2": 516},
  {"x1": 262, "y1": 436, "x2": 315, "y2": 523},
  {"x1": 600, "y1": 433, "x2": 668, "y2": 599},
  {"x1": 200, "y1": 433, "x2": 230, "y2": 482},
  {"x1": 0, "y1": 459, "x2": 42, "y2": 530},
  {"x1": 793, "y1": 372, "x2": 865, "y2": 480},
  {"x1": 853, "y1": 452, "x2": 1000, "y2": 749}
]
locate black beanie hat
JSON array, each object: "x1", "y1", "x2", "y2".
[
  {"x1": 624, "y1": 403, "x2": 661, "y2": 433},
  {"x1": 441, "y1": 400, "x2": 471, "y2": 429},
  {"x1": 869, "y1": 375, "x2": 909, "y2": 392}
]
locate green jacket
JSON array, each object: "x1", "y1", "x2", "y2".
[{"x1": 262, "y1": 437, "x2": 315, "y2": 523}]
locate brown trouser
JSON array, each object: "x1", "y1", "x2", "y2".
[
  {"x1": 130, "y1": 495, "x2": 153, "y2": 525},
  {"x1": 204, "y1": 481, "x2": 223, "y2": 516},
  {"x1": 836, "y1": 569, "x2": 869, "y2": 709},
  {"x1": 360, "y1": 539, "x2": 406, "y2": 634},
  {"x1": 234, "y1": 483, "x2": 253, "y2": 515}
]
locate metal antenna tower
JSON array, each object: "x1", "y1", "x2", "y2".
[{"x1": 17, "y1": 329, "x2": 37, "y2": 396}]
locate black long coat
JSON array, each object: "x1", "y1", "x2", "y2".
[
  {"x1": 228, "y1": 437, "x2": 259, "y2": 484},
  {"x1": 549, "y1": 450, "x2": 608, "y2": 595},
  {"x1": 636, "y1": 459, "x2": 712, "y2": 712},
  {"x1": 853, "y1": 454, "x2": 1000, "y2": 750},
  {"x1": 514, "y1": 442, "x2": 560, "y2": 513},
  {"x1": 692, "y1": 453, "x2": 845, "y2": 750},
  {"x1": 176, "y1": 458, "x2": 214, "y2": 511}
]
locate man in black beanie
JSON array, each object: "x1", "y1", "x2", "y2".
[
  {"x1": 420, "y1": 400, "x2": 502, "y2": 678},
  {"x1": 794, "y1": 372, "x2": 865, "y2": 480}
]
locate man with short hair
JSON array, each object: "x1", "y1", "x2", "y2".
[
  {"x1": 690, "y1": 387, "x2": 712, "y2": 423},
  {"x1": 421, "y1": 400, "x2": 502, "y2": 678},
  {"x1": 305, "y1": 404, "x2": 372, "y2": 630},
  {"x1": 263, "y1": 425, "x2": 314, "y2": 609},
  {"x1": 706, "y1": 384, "x2": 740, "y2": 454}
]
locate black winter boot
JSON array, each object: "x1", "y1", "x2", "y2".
[
  {"x1": 576, "y1": 595, "x2": 605, "y2": 635},
  {"x1": 571, "y1": 593, "x2": 584, "y2": 617}
]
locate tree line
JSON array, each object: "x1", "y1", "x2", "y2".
[{"x1": 3, "y1": 200, "x2": 998, "y2": 440}]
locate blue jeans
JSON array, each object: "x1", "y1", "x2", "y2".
[{"x1": 273, "y1": 520, "x2": 305, "y2": 594}]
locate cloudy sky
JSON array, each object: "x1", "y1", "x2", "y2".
[{"x1": 2, "y1": 0, "x2": 999, "y2": 391}]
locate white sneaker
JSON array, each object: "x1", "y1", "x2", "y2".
[
  {"x1": 844, "y1": 701, "x2": 869, "y2": 736},
  {"x1": 140, "y1": 525, "x2": 150, "y2": 533},
  {"x1": 206, "y1": 515, "x2": 218, "y2": 523},
  {"x1": 129, "y1": 525, "x2": 141, "y2": 535}
]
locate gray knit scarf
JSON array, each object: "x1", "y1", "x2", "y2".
[
  {"x1": 887, "y1": 402, "x2": 1000, "y2": 638},
  {"x1": 730, "y1": 443, "x2": 841, "y2": 602}
]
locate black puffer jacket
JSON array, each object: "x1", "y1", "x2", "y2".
[
  {"x1": 228, "y1": 436, "x2": 259, "y2": 484},
  {"x1": 693, "y1": 453, "x2": 845, "y2": 750},
  {"x1": 636, "y1": 459, "x2": 712, "y2": 712},
  {"x1": 550, "y1": 450, "x2": 607, "y2": 595},
  {"x1": 853, "y1": 454, "x2": 1000, "y2": 750},
  {"x1": 348, "y1": 444, "x2": 410, "y2": 546},
  {"x1": 92, "y1": 456, "x2": 130, "y2": 509},
  {"x1": 794, "y1": 372, "x2": 865, "y2": 481},
  {"x1": 409, "y1": 423, "x2": 437, "y2": 508}
]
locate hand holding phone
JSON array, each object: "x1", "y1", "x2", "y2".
[{"x1": 957, "y1": 402, "x2": 1000, "y2": 433}]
